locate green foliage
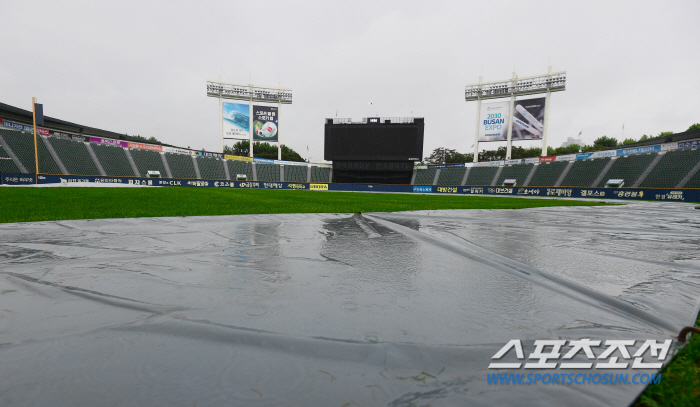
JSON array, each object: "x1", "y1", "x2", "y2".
[
  {"x1": 639, "y1": 135, "x2": 650, "y2": 142},
  {"x1": 0, "y1": 188, "x2": 611, "y2": 223},
  {"x1": 622, "y1": 138, "x2": 636, "y2": 145},
  {"x1": 225, "y1": 140, "x2": 305, "y2": 162},
  {"x1": 687, "y1": 123, "x2": 700, "y2": 132},
  {"x1": 593, "y1": 136, "x2": 619, "y2": 148},
  {"x1": 658, "y1": 131, "x2": 673, "y2": 137},
  {"x1": 131, "y1": 135, "x2": 161, "y2": 144}
]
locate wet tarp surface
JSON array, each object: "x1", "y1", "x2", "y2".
[{"x1": 1, "y1": 201, "x2": 699, "y2": 406}]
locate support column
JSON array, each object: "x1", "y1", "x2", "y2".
[
  {"x1": 219, "y1": 75, "x2": 224, "y2": 154},
  {"x1": 249, "y1": 82, "x2": 254, "y2": 158},
  {"x1": 541, "y1": 66, "x2": 553, "y2": 157},
  {"x1": 473, "y1": 76, "x2": 482, "y2": 163},
  {"x1": 505, "y1": 72, "x2": 516, "y2": 160}
]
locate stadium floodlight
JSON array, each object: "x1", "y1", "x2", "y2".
[
  {"x1": 466, "y1": 67, "x2": 566, "y2": 161},
  {"x1": 206, "y1": 79, "x2": 293, "y2": 158}
]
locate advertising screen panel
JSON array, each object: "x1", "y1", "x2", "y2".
[
  {"x1": 253, "y1": 105, "x2": 279, "y2": 142},
  {"x1": 478, "y1": 101, "x2": 510, "y2": 142},
  {"x1": 512, "y1": 97, "x2": 545, "y2": 141},
  {"x1": 222, "y1": 102, "x2": 250, "y2": 139}
]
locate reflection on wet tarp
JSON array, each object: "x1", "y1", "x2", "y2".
[{"x1": 0, "y1": 202, "x2": 698, "y2": 406}]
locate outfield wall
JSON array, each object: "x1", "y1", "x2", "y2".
[{"x1": 2, "y1": 173, "x2": 698, "y2": 202}]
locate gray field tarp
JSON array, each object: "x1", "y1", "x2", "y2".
[{"x1": 1, "y1": 201, "x2": 699, "y2": 406}]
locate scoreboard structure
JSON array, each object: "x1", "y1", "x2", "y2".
[{"x1": 324, "y1": 117, "x2": 424, "y2": 184}]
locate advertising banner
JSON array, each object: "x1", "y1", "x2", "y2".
[
  {"x1": 253, "y1": 158, "x2": 275, "y2": 164},
  {"x1": 127, "y1": 142, "x2": 162, "y2": 152},
  {"x1": 478, "y1": 101, "x2": 510, "y2": 142},
  {"x1": 224, "y1": 154, "x2": 253, "y2": 162},
  {"x1": 197, "y1": 151, "x2": 224, "y2": 159},
  {"x1": 253, "y1": 105, "x2": 279, "y2": 142},
  {"x1": 163, "y1": 146, "x2": 196, "y2": 155},
  {"x1": 1, "y1": 119, "x2": 48, "y2": 135},
  {"x1": 223, "y1": 102, "x2": 250, "y2": 139},
  {"x1": 90, "y1": 137, "x2": 128, "y2": 147},
  {"x1": 512, "y1": 97, "x2": 545, "y2": 140},
  {"x1": 617, "y1": 145, "x2": 661, "y2": 156}
]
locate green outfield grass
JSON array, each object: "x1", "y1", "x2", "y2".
[{"x1": 0, "y1": 187, "x2": 612, "y2": 223}]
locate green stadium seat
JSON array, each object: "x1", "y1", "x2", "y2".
[
  {"x1": 130, "y1": 149, "x2": 167, "y2": 177},
  {"x1": 227, "y1": 160, "x2": 253, "y2": 180},
  {"x1": 165, "y1": 153, "x2": 197, "y2": 179},
  {"x1": 596, "y1": 153, "x2": 657, "y2": 187},
  {"x1": 414, "y1": 168, "x2": 436, "y2": 185},
  {"x1": 527, "y1": 161, "x2": 568, "y2": 187},
  {"x1": 640, "y1": 148, "x2": 700, "y2": 188},
  {"x1": 284, "y1": 165, "x2": 307, "y2": 182},
  {"x1": 560, "y1": 157, "x2": 610, "y2": 187},
  {"x1": 48, "y1": 137, "x2": 98, "y2": 175},
  {"x1": 436, "y1": 167, "x2": 466, "y2": 185},
  {"x1": 92, "y1": 143, "x2": 135, "y2": 177},
  {"x1": 0, "y1": 144, "x2": 21, "y2": 174},
  {"x1": 196, "y1": 156, "x2": 226, "y2": 180},
  {"x1": 496, "y1": 163, "x2": 534, "y2": 186},
  {"x1": 256, "y1": 163, "x2": 281, "y2": 182},
  {"x1": 311, "y1": 166, "x2": 330, "y2": 183},
  {"x1": 466, "y1": 166, "x2": 498, "y2": 186}
]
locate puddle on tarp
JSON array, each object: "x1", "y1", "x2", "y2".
[{"x1": 0, "y1": 202, "x2": 699, "y2": 406}]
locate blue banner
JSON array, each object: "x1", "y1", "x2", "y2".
[
  {"x1": 617, "y1": 145, "x2": 661, "y2": 156},
  {"x1": 427, "y1": 163, "x2": 465, "y2": 169},
  {"x1": 1, "y1": 173, "x2": 698, "y2": 202},
  {"x1": 197, "y1": 151, "x2": 224, "y2": 159},
  {"x1": 253, "y1": 158, "x2": 275, "y2": 164}
]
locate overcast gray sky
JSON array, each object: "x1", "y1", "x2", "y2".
[{"x1": 2, "y1": 1, "x2": 698, "y2": 161}]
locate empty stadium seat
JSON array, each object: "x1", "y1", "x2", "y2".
[
  {"x1": 284, "y1": 165, "x2": 307, "y2": 182},
  {"x1": 256, "y1": 163, "x2": 281, "y2": 182},
  {"x1": 227, "y1": 160, "x2": 253, "y2": 180},
  {"x1": 165, "y1": 153, "x2": 197, "y2": 179},
  {"x1": 48, "y1": 137, "x2": 99, "y2": 175},
  {"x1": 0, "y1": 144, "x2": 21, "y2": 174},
  {"x1": 91, "y1": 143, "x2": 135, "y2": 177},
  {"x1": 560, "y1": 157, "x2": 610, "y2": 187},
  {"x1": 196, "y1": 156, "x2": 226, "y2": 180},
  {"x1": 414, "y1": 168, "x2": 437, "y2": 185},
  {"x1": 597, "y1": 153, "x2": 657, "y2": 187},
  {"x1": 527, "y1": 161, "x2": 568, "y2": 187},
  {"x1": 640, "y1": 148, "x2": 700, "y2": 188},
  {"x1": 436, "y1": 167, "x2": 467, "y2": 185},
  {"x1": 310, "y1": 166, "x2": 330, "y2": 183},
  {"x1": 465, "y1": 166, "x2": 498, "y2": 186},
  {"x1": 130, "y1": 149, "x2": 167, "y2": 177},
  {"x1": 496, "y1": 163, "x2": 533, "y2": 186}
]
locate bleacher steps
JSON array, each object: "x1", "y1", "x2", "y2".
[
  {"x1": 554, "y1": 161, "x2": 574, "y2": 187},
  {"x1": 223, "y1": 159, "x2": 231, "y2": 180},
  {"x1": 0, "y1": 133, "x2": 29, "y2": 173},
  {"x1": 461, "y1": 167, "x2": 471, "y2": 185},
  {"x1": 523, "y1": 164, "x2": 538, "y2": 187},
  {"x1": 159, "y1": 153, "x2": 173, "y2": 178},
  {"x1": 432, "y1": 169, "x2": 441, "y2": 185},
  {"x1": 251, "y1": 163, "x2": 258, "y2": 181},
  {"x1": 191, "y1": 155, "x2": 201, "y2": 179},
  {"x1": 410, "y1": 169, "x2": 417, "y2": 185},
  {"x1": 677, "y1": 160, "x2": 700, "y2": 188},
  {"x1": 84, "y1": 142, "x2": 106, "y2": 176},
  {"x1": 632, "y1": 153, "x2": 664, "y2": 187},
  {"x1": 307, "y1": 165, "x2": 312, "y2": 182},
  {"x1": 591, "y1": 158, "x2": 616, "y2": 187},
  {"x1": 328, "y1": 168, "x2": 333, "y2": 183},
  {"x1": 41, "y1": 136, "x2": 69, "y2": 175},
  {"x1": 280, "y1": 165, "x2": 285, "y2": 182},
  {"x1": 490, "y1": 166, "x2": 503, "y2": 186},
  {"x1": 123, "y1": 148, "x2": 140, "y2": 176}
]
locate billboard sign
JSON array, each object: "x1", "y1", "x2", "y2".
[
  {"x1": 512, "y1": 97, "x2": 545, "y2": 140},
  {"x1": 478, "y1": 101, "x2": 510, "y2": 142},
  {"x1": 223, "y1": 102, "x2": 250, "y2": 139},
  {"x1": 253, "y1": 105, "x2": 278, "y2": 142}
]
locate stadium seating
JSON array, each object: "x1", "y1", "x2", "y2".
[
  {"x1": 597, "y1": 153, "x2": 657, "y2": 187},
  {"x1": 227, "y1": 160, "x2": 253, "y2": 180},
  {"x1": 48, "y1": 137, "x2": 99, "y2": 175},
  {"x1": 436, "y1": 167, "x2": 467, "y2": 185},
  {"x1": 640, "y1": 148, "x2": 700, "y2": 188},
  {"x1": 38, "y1": 138, "x2": 63, "y2": 174},
  {"x1": 496, "y1": 163, "x2": 533, "y2": 186},
  {"x1": 0, "y1": 144, "x2": 21, "y2": 174},
  {"x1": 91, "y1": 143, "x2": 135, "y2": 177},
  {"x1": 465, "y1": 166, "x2": 498, "y2": 185},
  {"x1": 684, "y1": 169, "x2": 700, "y2": 189},
  {"x1": 311, "y1": 166, "x2": 331, "y2": 183},
  {"x1": 256, "y1": 163, "x2": 281, "y2": 182},
  {"x1": 196, "y1": 156, "x2": 226, "y2": 180},
  {"x1": 560, "y1": 157, "x2": 610, "y2": 187},
  {"x1": 165, "y1": 153, "x2": 197, "y2": 179},
  {"x1": 414, "y1": 168, "x2": 436, "y2": 185},
  {"x1": 1, "y1": 130, "x2": 37, "y2": 171},
  {"x1": 284, "y1": 165, "x2": 307, "y2": 182},
  {"x1": 130, "y1": 149, "x2": 167, "y2": 177},
  {"x1": 527, "y1": 161, "x2": 568, "y2": 187}
]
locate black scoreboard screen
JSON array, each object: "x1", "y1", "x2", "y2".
[{"x1": 324, "y1": 119, "x2": 424, "y2": 161}]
